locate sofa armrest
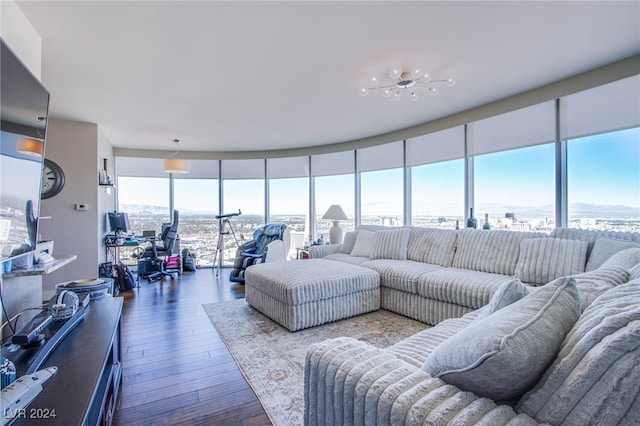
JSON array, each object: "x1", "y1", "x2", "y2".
[
  {"x1": 309, "y1": 244, "x2": 340, "y2": 258},
  {"x1": 304, "y1": 336, "x2": 539, "y2": 426}
]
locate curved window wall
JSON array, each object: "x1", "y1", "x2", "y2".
[{"x1": 115, "y1": 75, "x2": 640, "y2": 265}]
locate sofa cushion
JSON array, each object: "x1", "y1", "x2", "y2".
[
  {"x1": 338, "y1": 230, "x2": 359, "y2": 254},
  {"x1": 600, "y1": 247, "x2": 640, "y2": 270},
  {"x1": 370, "y1": 227, "x2": 410, "y2": 260},
  {"x1": 388, "y1": 310, "x2": 480, "y2": 368},
  {"x1": 452, "y1": 229, "x2": 545, "y2": 275},
  {"x1": 417, "y1": 268, "x2": 517, "y2": 309},
  {"x1": 518, "y1": 279, "x2": 640, "y2": 425},
  {"x1": 550, "y1": 227, "x2": 640, "y2": 258},
  {"x1": 363, "y1": 259, "x2": 442, "y2": 293},
  {"x1": 350, "y1": 230, "x2": 375, "y2": 257},
  {"x1": 630, "y1": 263, "x2": 640, "y2": 280},
  {"x1": 475, "y1": 278, "x2": 530, "y2": 320},
  {"x1": 324, "y1": 253, "x2": 371, "y2": 266},
  {"x1": 585, "y1": 237, "x2": 640, "y2": 271},
  {"x1": 514, "y1": 238, "x2": 588, "y2": 285},
  {"x1": 407, "y1": 227, "x2": 458, "y2": 267},
  {"x1": 422, "y1": 276, "x2": 580, "y2": 401},
  {"x1": 573, "y1": 265, "x2": 630, "y2": 309}
]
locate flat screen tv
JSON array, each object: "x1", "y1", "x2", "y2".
[{"x1": 0, "y1": 39, "x2": 49, "y2": 264}]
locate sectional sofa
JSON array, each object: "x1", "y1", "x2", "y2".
[
  {"x1": 304, "y1": 226, "x2": 640, "y2": 425},
  {"x1": 309, "y1": 226, "x2": 639, "y2": 325}
]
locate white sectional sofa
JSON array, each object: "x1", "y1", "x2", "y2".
[
  {"x1": 310, "y1": 226, "x2": 638, "y2": 325},
  {"x1": 305, "y1": 226, "x2": 640, "y2": 425}
]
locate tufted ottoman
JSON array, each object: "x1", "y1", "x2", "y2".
[{"x1": 245, "y1": 259, "x2": 380, "y2": 331}]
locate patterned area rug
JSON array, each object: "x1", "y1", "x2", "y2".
[{"x1": 202, "y1": 299, "x2": 428, "y2": 426}]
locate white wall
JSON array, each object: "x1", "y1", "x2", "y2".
[
  {"x1": 0, "y1": 0, "x2": 41, "y2": 78},
  {"x1": 40, "y1": 119, "x2": 108, "y2": 296}
]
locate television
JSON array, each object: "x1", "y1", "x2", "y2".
[
  {"x1": 0, "y1": 39, "x2": 49, "y2": 264},
  {"x1": 108, "y1": 211, "x2": 131, "y2": 234}
]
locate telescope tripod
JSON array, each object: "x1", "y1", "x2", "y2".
[{"x1": 213, "y1": 217, "x2": 240, "y2": 277}]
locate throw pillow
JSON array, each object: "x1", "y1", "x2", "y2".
[
  {"x1": 422, "y1": 276, "x2": 580, "y2": 401},
  {"x1": 517, "y1": 279, "x2": 640, "y2": 425},
  {"x1": 514, "y1": 238, "x2": 588, "y2": 285},
  {"x1": 599, "y1": 247, "x2": 640, "y2": 270},
  {"x1": 585, "y1": 238, "x2": 640, "y2": 271},
  {"x1": 474, "y1": 278, "x2": 530, "y2": 320},
  {"x1": 573, "y1": 266, "x2": 630, "y2": 309},
  {"x1": 338, "y1": 231, "x2": 358, "y2": 254},
  {"x1": 369, "y1": 228, "x2": 410, "y2": 260},
  {"x1": 349, "y1": 230, "x2": 375, "y2": 258}
]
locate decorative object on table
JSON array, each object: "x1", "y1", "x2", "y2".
[
  {"x1": 41, "y1": 158, "x2": 65, "y2": 199},
  {"x1": 48, "y1": 290, "x2": 80, "y2": 321},
  {"x1": 55, "y1": 277, "x2": 114, "y2": 299},
  {"x1": 455, "y1": 220, "x2": 460, "y2": 230},
  {"x1": 359, "y1": 66, "x2": 455, "y2": 101},
  {"x1": 322, "y1": 204, "x2": 348, "y2": 244},
  {"x1": 0, "y1": 356, "x2": 16, "y2": 389},
  {"x1": 164, "y1": 139, "x2": 190, "y2": 174},
  {"x1": 466, "y1": 208, "x2": 477, "y2": 229},
  {"x1": 483, "y1": 213, "x2": 491, "y2": 230}
]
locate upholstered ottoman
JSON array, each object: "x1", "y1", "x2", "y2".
[{"x1": 245, "y1": 259, "x2": 380, "y2": 331}]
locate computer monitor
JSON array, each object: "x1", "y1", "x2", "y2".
[{"x1": 108, "y1": 211, "x2": 131, "y2": 234}]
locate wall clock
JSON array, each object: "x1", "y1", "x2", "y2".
[{"x1": 41, "y1": 158, "x2": 65, "y2": 199}]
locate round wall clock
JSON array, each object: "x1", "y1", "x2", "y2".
[{"x1": 41, "y1": 158, "x2": 65, "y2": 199}]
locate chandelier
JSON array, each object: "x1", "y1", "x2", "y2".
[{"x1": 359, "y1": 67, "x2": 455, "y2": 101}]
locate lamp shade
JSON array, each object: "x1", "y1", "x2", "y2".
[
  {"x1": 164, "y1": 158, "x2": 190, "y2": 174},
  {"x1": 322, "y1": 204, "x2": 347, "y2": 221},
  {"x1": 16, "y1": 138, "x2": 44, "y2": 157}
]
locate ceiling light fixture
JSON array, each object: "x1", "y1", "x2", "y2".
[
  {"x1": 359, "y1": 67, "x2": 455, "y2": 101},
  {"x1": 164, "y1": 139, "x2": 190, "y2": 174}
]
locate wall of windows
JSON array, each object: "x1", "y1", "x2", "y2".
[
  {"x1": 116, "y1": 74, "x2": 640, "y2": 267},
  {"x1": 474, "y1": 144, "x2": 555, "y2": 231},
  {"x1": 411, "y1": 159, "x2": 465, "y2": 229},
  {"x1": 360, "y1": 168, "x2": 404, "y2": 226},
  {"x1": 173, "y1": 178, "x2": 219, "y2": 267},
  {"x1": 567, "y1": 127, "x2": 640, "y2": 229}
]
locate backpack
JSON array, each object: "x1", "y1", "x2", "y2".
[
  {"x1": 182, "y1": 248, "x2": 196, "y2": 272},
  {"x1": 114, "y1": 262, "x2": 136, "y2": 293}
]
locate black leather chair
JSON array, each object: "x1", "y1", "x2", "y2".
[
  {"x1": 229, "y1": 223, "x2": 290, "y2": 284},
  {"x1": 140, "y1": 210, "x2": 180, "y2": 281}
]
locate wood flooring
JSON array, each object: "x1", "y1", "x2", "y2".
[{"x1": 112, "y1": 268, "x2": 272, "y2": 426}]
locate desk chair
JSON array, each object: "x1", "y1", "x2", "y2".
[{"x1": 140, "y1": 210, "x2": 180, "y2": 281}]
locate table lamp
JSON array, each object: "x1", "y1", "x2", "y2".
[{"x1": 322, "y1": 205, "x2": 348, "y2": 244}]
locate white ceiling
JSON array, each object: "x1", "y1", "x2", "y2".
[{"x1": 16, "y1": 1, "x2": 640, "y2": 155}]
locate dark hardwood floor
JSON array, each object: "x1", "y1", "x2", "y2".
[{"x1": 112, "y1": 268, "x2": 272, "y2": 426}]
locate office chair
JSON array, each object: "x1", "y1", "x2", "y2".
[{"x1": 141, "y1": 210, "x2": 180, "y2": 281}]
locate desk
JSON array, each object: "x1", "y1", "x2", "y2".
[{"x1": 104, "y1": 237, "x2": 151, "y2": 265}]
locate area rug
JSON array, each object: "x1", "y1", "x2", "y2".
[{"x1": 202, "y1": 300, "x2": 428, "y2": 426}]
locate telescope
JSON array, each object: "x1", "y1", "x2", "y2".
[{"x1": 215, "y1": 209, "x2": 241, "y2": 219}]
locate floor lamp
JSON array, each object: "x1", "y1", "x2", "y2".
[{"x1": 322, "y1": 205, "x2": 348, "y2": 244}]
